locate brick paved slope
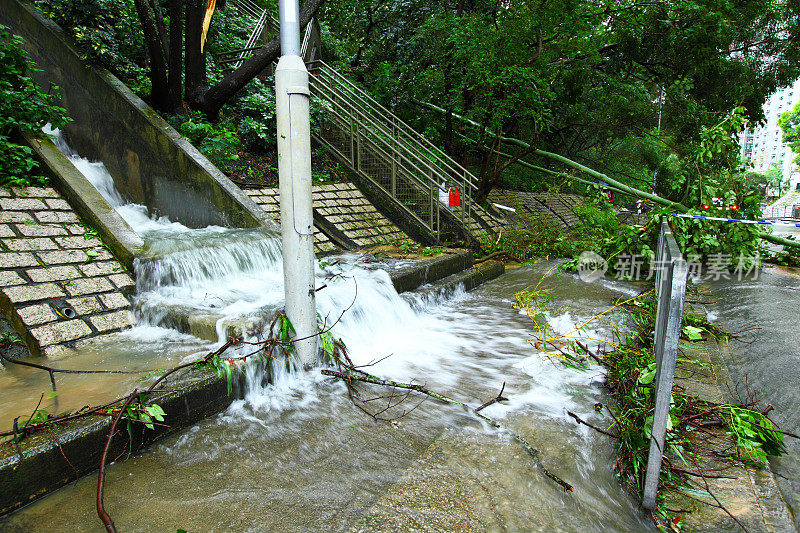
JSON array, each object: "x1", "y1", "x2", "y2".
[
  {"x1": 245, "y1": 182, "x2": 413, "y2": 252},
  {"x1": 0, "y1": 186, "x2": 134, "y2": 356}
]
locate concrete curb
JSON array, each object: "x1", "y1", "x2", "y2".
[
  {"x1": 389, "y1": 250, "x2": 474, "y2": 294},
  {"x1": 23, "y1": 132, "x2": 144, "y2": 272}
]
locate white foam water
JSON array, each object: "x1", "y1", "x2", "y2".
[{"x1": 44, "y1": 126, "x2": 612, "y2": 429}]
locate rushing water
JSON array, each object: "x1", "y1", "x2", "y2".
[
  {"x1": 2, "y1": 264, "x2": 654, "y2": 531},
  {"x1": 704, "y1": 270, "x2": 800, "y2": 529},
  {"x1": 0, "y1": 131, "x2": 656, "y2": 530}
]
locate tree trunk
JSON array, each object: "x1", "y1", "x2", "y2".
[
  {"x1": 133, "y1": 0, "x2": 170, "y2": 111},
  {"x1": 150, "y1": 0, "x2": 170, "y2": 57},
  {"x1": 191, "y1": 0, "x2": 325, "y2": 119},
  {"x1": 168, "y1": 0, "x2": 184, "y2": 112},
  {"x1": 184, "y1": 0, "x2": 207, "y2": 101}
]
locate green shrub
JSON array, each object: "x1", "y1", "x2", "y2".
[
  {"x1": 0, "y1": 25, "x2": 67, "y2": 187},
  {"x1": 168, "y1": 111, "x2": 240, "y2": 172},
  {"x1": 33, "y1": 0, "x2": 147, "y2": 90},
  {"x1": 233, "y1": 82, "x2": 278, "y2": 151}
]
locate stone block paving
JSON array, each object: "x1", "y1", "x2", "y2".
[
  {"x1": 488, "y1": 190, "x2": 586, "y2": 230},
  {"x1": 451, "y1": 201, "x2": 504, "y2": 243},
  {"x1": 0, "y1": 186, "x2": 134, "y2": 356},
  {"x1": 246, "y1": 182, "x2": 413, "y2": 252}
]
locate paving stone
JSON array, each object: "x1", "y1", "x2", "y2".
[
  {"x1": 0, "y1": 211, "x2": 34, "y2": 224},
  {"x1": 66, "y1": 296, "x2": 103, "y2": 315},
  {"x1": 63, "y1": 276, "x2": 114, "y2": 296},
  {"x1": 0, "y1": 198, "x2": 47, "y2": 211},
  {"x1": 16, "y1": 223, "x2": 68, "y2": 237},
  {"x1": 44, "y1": 198, "x2": 71, "y2": 210},
  {"x1": 0, "y1": 188, "x2": 10, "y2": 197},
  {"x1": 0, "y1": 271, "x2": 25, "y2": 287},
  {"x1": 4, "y1": 237, "x2": 58, "y2": 252},
  {"x1": 79, "y1": 261, "x2": 121, "y2": 277},
  {"x1": 66, "y1": 224, "x2": 85, "y2": 235},
  {"x1": 99, "y1": 292, "x2": 130, "y2": 310},
  {"x1": 35, "y1": 211, "x2": 80, "y2": 223},
  {"x1": 13, "y1": 186, "x2": 59, "y2": 198},
  {"x1": 55, "y1": 236, "x2": 102, "y2": 249},
  {"x1": 0, "y1": 252, "x2": 39, "y2": 268},
  {"x1": 16, "y1": 304, "x2": 57, "y2": 326},
  {"x1": 30, "y1": 319, "x2": 92, "y2": 346},
  {"x1": 2, "y1": 283, "x2": 64, "y2": 303},
  {"x1": 93, "y1": 250, "x2": 114, "y2": 261},
  {"x1": 90, "y1": 310, "x2": 134, "y2": 332},
  {"x1": 41, "y1": 344, "x2": 76, "y2": 359},
  {"x1": 0, "y1": 224, "x2": 15, "y2": 238},
  {"x1": 36, "y1": 249, "x2": 88, "y2": 264},
  {"x1": 26, "y1": 265, "x2": 82, "y2": 283}
]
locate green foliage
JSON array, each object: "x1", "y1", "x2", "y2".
[
  {"x1": 559, "y1": 199, "x2": 656, "y2": 275},
  {"x1": 120, "y1": 395, "x2": 166, "y2": 431},
  {"x1": 33, "y1": 0, "x2": 147, "y2": 90},
  {"x1": 779, "y1": 101, "x2": 800, "y2": 167},
  {"x1": 591, "y1": 291, "x2": 788, "y2": 520},
  {"x1": 0, "y1": 26, "x2": 67, "y2": 187},
  {"x1": 322, "y1": 0, "x2": 800, "y2": 199},
  {"x1": 229, "y1": 81, "x2": 278, "y2": 152},
  {"x1": 168, "y1": 111, "x2": 240, "y2": 171},
  {"x1": 719, "y1": 405, "x2": 785, "y2": 463},
  {"x1": 479, "y1": 206, "x2": 599, "y2": 262}
]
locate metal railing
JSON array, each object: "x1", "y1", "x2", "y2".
[
  {"x1": 307, "y1": 59, "x2": 478, "y2": 237},
  {"x1": 762, "y1": 203, "x2": 800, "y2": 220},
  {"x1": 218, "y1": 0, "x2": 271, "y2": 71},
  {"x1": 219, "y1": 8, "x2": 485, "y2": 239},
  {"x1": 642, "y1": 219, "x2": 688, "y2": 510}
]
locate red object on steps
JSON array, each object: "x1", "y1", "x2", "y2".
[{"x1": 448, "y1": 187, "x2": 461, "y2": 207}]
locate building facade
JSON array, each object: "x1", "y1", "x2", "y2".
[{"x1": 740, "y1": 77, "x2": 800, "y2": 196}]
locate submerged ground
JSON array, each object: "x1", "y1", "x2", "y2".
[{"x1": 0, "y1": 264, "x2": 656, "y2": 531}]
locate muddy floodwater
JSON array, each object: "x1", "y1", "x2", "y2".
[
  {"x1": 706, "y1": 268, "x2": 800, "y2": 529},
  {"x1": 1, "y1": 264, "x2": 655, "y2": 532}
]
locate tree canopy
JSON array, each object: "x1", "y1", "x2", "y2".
[{"x1": 321, "y1": 0, "x2": 800, "y2": 200}]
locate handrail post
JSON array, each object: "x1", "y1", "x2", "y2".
[
  {"x1": 391, "y1": 118, "x2": 397, "y2": 198},
  {"x1": 349, "y1": 115, "x2": 355, "y2": 167},
  {"x1": 429, "y1": 169, "x2": 436, "y2": 233}
]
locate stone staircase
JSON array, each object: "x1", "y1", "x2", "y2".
[{"x1": 764, "y1": 191, "x2": 800, "y2": 220}]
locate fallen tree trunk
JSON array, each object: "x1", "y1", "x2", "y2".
[{"x1": 417, "y1": 100, "x2": 800, "y2": 250}]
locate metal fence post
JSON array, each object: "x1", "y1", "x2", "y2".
[
  {"x1": 642, "y1": 220, "x2": 688, "y2": 510},
  {"x1": 429, "y1": 170, "x2": 436, "y2": 233},
  {"x1": 391, "y1": 119, "x2": 397, "y2": 197}
]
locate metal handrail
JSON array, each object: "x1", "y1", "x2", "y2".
[
  {"x1": 300, "y1": 21, "x2": 313, "y2": 59},
  {"x1": 263, "y1": 16, "x2": 476, "y2": 190},
  {"x1": 308, "y1": 76, "x2": 443, "y2": 184},
  {"x1": 232, "y1": 14, "x2": 482, "y2": 238},
  {"x1": 309, "y1": 60, "x2": 478, "y2": 191},
  {"x1": 308, "y1": 64, "x2": 475, "y2": 226},
  {"x1": 309, "y1": 72, "x2": 472, "y2": 233}
]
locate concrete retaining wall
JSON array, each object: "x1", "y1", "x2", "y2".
[{"x1": 0, "y1": 0, "x2": 273, "y2": 231}]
